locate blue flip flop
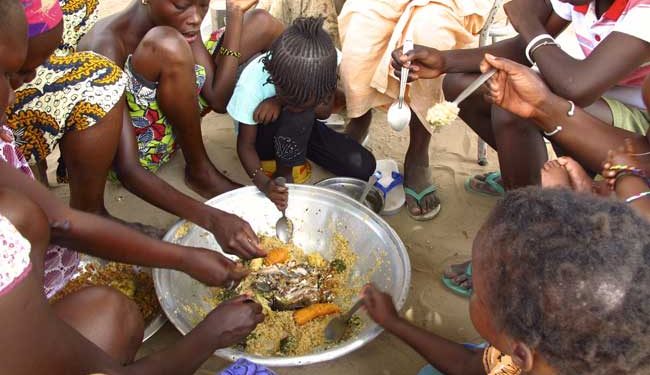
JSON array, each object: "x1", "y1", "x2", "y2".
[
  {"x1": 441, "y1": 262, "x2": 472, "y2": 297},
  {"x1": 465, "y1": 171, "x2": 504, "y2": 197}
]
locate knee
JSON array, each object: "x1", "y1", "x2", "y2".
[
  {"x1": 491, "y1": 106, "x2": 539, "y2": 138},
  {"x1": 92, "y1": 286, "x2": 145, "y2": 356},
  {"x1": 443, "y1": 73, "x2": 474, "y2": 100},
  {"x1": 348, "y1": 148, "x2": 377, "y2": 180},
  {"x1": 135, "y1": 26, "x2": 194, "y2": 67}
]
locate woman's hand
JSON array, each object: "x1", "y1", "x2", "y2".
[
  {"x1": 208, "y1": 211, "x2": 265, "y2": 260},
  {"x1": 182, "y1": 247, "x2": 249, "y2": 287},
  {"x1": 264, "y1": 179, "x2": 288, "y2": 211},
  {"x1": 226, "y1": 0, "x2": 259, "y2": 13},
  {"x1": 203, "y1": 295, "x2": 265, "y2": 348},
  {"x1": 254, "y1": 97, "x2": 282, "y2": 124},
  {"x1": 391, "y1": 45, "x2": 446, "y2": 81},
  {"x1": 482, "y1": 54, "x2": 554, "y2": 119},
  {"x1": 362, "y1": 284, "x2": 400, "y2": 328}
]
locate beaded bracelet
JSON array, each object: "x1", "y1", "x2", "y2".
[
  {"x1": 250, "y1": 167, "x2": 264, "y2": 180},
  {"x1": 219, "y1": 46, "x2": 241, "y2": 59},
  {"x1": 609, "y1": 164, "x2": 647, "y2": 179},
  {"x1": 625, "y1": 191, "x2": 650, "y2": 204}
]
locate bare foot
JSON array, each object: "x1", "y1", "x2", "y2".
[
  {"x1": 556, "y1": 156, "x2": 593, "y2": 193},
  {"x1": 185, "y1": 166, "x2": 242, "y2": 199},
  {"x1": 541, "y1": 159, "x2": 571, "y2": 188}
]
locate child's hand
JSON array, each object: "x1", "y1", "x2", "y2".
[
  {"x1": 265, "y1": 178, "x2": 288, "y2": 211},
  {"x1": 182, "y1": 247, "x2": 250, "y2": 287},
  {"x1": 226, "y1": 0, "x2": 259, "y2": 13},
  {"x1": 482, "y1": 54, "x2": 553, "y2": 119},
  {"x1": 210, "y1": 211, "x2": 266, "y2": 259},
  {"x1": 254, "y1": 97, "x2": 282, "y2": 125},
  {"x1": 602, "y1": 139, "x2": 650, "y2": 190},
  {"x1": 204, "y1": 295, "x2": 265, "y2": 348},
  {"x1": 362, "y1": 284, "x2": 400, "y2": 328},
  {"x1": 391, "y1": 45, "x2": 445, "y2": 81}
]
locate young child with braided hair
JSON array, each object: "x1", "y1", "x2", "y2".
[{"x1": 229, "y1": 17, "x2": 376, "y2": 210}]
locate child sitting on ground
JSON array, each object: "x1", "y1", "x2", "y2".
[
  {"x1": 228, "y1": 17, "x2": 376, "y2": 210},
  {"x1": 363, "y1": 187, "x2": 650, "y2": 375}
]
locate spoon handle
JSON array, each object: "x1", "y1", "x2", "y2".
[
  {"x1": 274, "y1": 177, "x2": 287, "y2": 215},
  {"x1": 452, "y1": 69, "x2": 496, "y2": 106},
  {"x1": 343, "y1": 299, "x2": 365, "y2": 320},
  {"x1": 398, "y1": 38, "x2": 414, "y2": 108}
]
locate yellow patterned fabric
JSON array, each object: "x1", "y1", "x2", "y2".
[
  {"x1": 5, "y1": 0, "x2": 126, "y2": 183},
  {"x1": 483, "y1": 346, "x2": 522, "y2": 375}
]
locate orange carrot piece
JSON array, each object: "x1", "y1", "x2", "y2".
[
  {"x1": 264, "y1": 247, "x2": 290, "y2": 265},
  {"x1": 293, "y1": 303, "x2": 341, "y2": 325}
]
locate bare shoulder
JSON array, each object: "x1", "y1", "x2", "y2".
[{"x1": 78, "y1": 15, "x2": 128, "y2": 65}]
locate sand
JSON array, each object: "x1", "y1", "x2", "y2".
[{"x1": 45, "y1": 1, "x2": 508, "y2": 374}]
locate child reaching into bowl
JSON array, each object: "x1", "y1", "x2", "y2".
[
  {"x1": 229, "y1": 17, "x2": 376, "y2": 210},
  {"x1": 363, "y1": 187, "x2": 650, "y2": 375}
]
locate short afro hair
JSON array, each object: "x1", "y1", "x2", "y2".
[
  {"x1": 262, "y1": 17, "x2": 337, "y2": 108},
  {"x1": 482, "y1": 188, "x2": 650, "y2": 375}
]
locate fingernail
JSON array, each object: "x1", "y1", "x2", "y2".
[{"x1": 485, "y1": 53, "x2": 496, "y2": 60}]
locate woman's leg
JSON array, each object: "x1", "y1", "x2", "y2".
[
  {"x1": 60, "y1": 101, "x2": 123, "y2": 215},
  {"x1": 130, "y1": 26, "x2": 240, "y2": 199},
  {"x1": 52, "y1": 286, "x2": 144, "y2": 365}
]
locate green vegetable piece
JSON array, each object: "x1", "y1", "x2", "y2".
[{"x1": 330, "y1": 259, "x2": 346, "y2": 273}]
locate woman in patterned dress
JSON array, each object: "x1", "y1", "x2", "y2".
[
  {"x1": 0, "y1": 2, "x2": 263, "y2": 372},
  {"x1": 7, "y1": 0, "x2": 267, "y2": 259},
  {"x1": 80, "y1": 0, "x2": 284, "y2": 198}
]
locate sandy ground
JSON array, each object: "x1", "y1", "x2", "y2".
[{"x1": 44, "y1": 1, "x2": 554, "y2": 374}]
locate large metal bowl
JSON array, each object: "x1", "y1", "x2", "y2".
[{"x1": 154, "y1": 185, "x2": 410, "y2": 367}]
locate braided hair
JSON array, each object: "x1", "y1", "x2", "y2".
[
  {"x1": 480, "y1": 187, "x2": 650, "y2": 374},
  {"x1": 262, "y1": 17, "x2": 337, "y2": 108}
]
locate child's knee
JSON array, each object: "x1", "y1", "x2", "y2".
[{"x1": 348, "y1": 149, "x2": 377, "y2": 180}]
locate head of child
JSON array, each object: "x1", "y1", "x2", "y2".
[
  {"x1": 470, "y1": 188, "x2": 650, "y2": 375},
  {"x1": 0, "y1": 0, "x2": 28, "y2": 122},
  {"x1": 143, "y1": 0, "x2": 208, "y2": 43},
  {"x1": 262, "y1": 17, "x2": 337, "y2": 112}
]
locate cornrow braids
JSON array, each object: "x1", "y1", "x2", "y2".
[
  {"x1": 480, "y1": 187, "x2": 650, "y2": 375},
  {"x1": 262, "y1": 17, "x2": 337, "y2": 108}
]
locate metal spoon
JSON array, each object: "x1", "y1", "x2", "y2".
[
  {"x1": 387, "y1": 38, "x2": 414, "y2": 131},
  {"x1": 358, "y1": 171, "x2": 381, "y2": 205},
  {"x1": 274, "y1": 177, "x2": 293, "y2": 243},
  {"x1": 452, "y1": 68, "x2": 496, "y2": 106},
  {"x1": 324, "y1": 299, "x2": 364, "y2": 342}
]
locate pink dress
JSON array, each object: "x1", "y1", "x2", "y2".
[
  {"x1": 0, "y1": 214, "x2": 32, "y2": 297},
  {"x1": 0, "y1": 125, "x2": 79, "y2": 298}
]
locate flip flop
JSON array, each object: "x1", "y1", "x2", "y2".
[
  {"x1": 441, "y1": 262, "x2": 472, "y2": 297},
  {"x1": 374, "y1": 159, "x2": 406, "y2": 216},
  {"x1": 404, "y1": 185, "x2": 441, "y2": 221},
  {"x1": 465, "y1": 171, "x2": 504, "y2": 197}
]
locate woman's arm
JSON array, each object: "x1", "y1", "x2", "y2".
[
  {"x1": 193, "y1": 0, "x2": 257, "y2": 113},
  {"x1": 0, "y1": 161, "x2": 247, "y2": 286},
  {"x1": 113, "y1": 107, "x2": 264, "y2": 259}
]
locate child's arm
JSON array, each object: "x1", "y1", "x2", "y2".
[
  {"x1": 364, "y1": 285, "x2": 485, "y2": 375},
  {"x1": 191, "y1": 0, "x2": 258, "y2": 113},
  {"x1": 236, "y1": 124, "x2": 288, "y2": 211},
  {"x1": 0, "y1": 161, "x2": 248, "y2": 287},
  {"x1": 111, "y1": 104, "x2": 264, "y2": 259}
]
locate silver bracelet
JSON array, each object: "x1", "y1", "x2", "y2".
[
  {"x1": 625, "y1": 191, "x2": 650, "y2": 204},
  {"x1": 529, "y1": 41, "x2": 558, "y2": 63},
  {"x1": 543, "y1": 125, "x2": 563, "y2": 137}
]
